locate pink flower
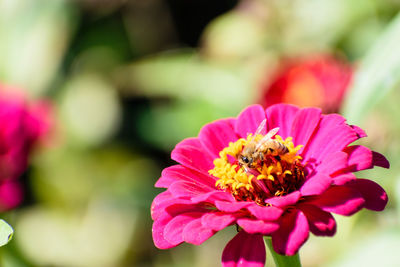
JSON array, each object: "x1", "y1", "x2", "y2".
[
  {"x1": 260, "y1": 55, "x2": 352, "y2": 113},
  {"x1": 0, "y1": 87, "x2": 52, "y2": 210},
  {"x1": 152, "y1": 104, "x2": 388, "y2": 266}
]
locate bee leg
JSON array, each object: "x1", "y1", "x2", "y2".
[{"x1": 257, "y1": 153, "x2": 264, "y2": 166}]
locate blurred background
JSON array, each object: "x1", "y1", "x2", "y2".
[{"x1": 0, "y1": 0, "x2": 399, "y2": 266}]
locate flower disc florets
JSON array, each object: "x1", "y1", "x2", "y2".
[{"x1": 210, "y1": 134, "x2": 305, "y2": 205}]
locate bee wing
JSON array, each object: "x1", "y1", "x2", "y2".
[
  {"x1": 255, "y1": 127, "x2": 280, "y2": 150},
  {"x1": 246, "y1": 118, "x2": 267, "y2": 146},
  {"x1": 254, "y1": 119, "x2": 267, "y2": 136},
  {"x1": 241, "y1": 119, "x2": 267, "y2": 154}
]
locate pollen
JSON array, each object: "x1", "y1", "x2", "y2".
[{"x1": 209, "y1": 133, "x2": 305, "y2": 205}]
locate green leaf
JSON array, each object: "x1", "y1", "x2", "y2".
[
  {"x1": 342, "y1": 12, "x2": 400, "y2": 124},
  {"x1": 0, "y1": 219, "x2": 13, "y2": 246}
]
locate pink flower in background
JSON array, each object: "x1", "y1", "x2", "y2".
[
  {"x1": 152, "y1": 104, "x2": 388, "y2": 266},
  {"x1": 0, "y1": 86, "x2": 52, "y2": 210},
  {"x1": 260, "y1": 55, "x2": 353, "y2": 113}
]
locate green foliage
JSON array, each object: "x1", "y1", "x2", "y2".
[
  {"x1": 117, "y1": 50, "x2": 253, "y2": 111},
  {"x1": 342, "y1": 12, "x2": 400, "y2": 124},
  {"x1": 0, "y1": 0, "x2": 75, "y2": 95}
]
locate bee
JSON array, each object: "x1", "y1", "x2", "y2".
[{"x1": 238, "y1": 119, "x2": 289, "y2": 172}]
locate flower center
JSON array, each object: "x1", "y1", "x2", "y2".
[{"x1": 209, "y1": 134, "x2": 305, "y2": 206}]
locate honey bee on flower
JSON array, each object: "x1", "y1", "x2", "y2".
[
  {"x1": 238, "y1": 119, "x2": 289, "y2": 172},
  {"x1": 152, "y1": 104, "x2": 389, "y2": 267}
]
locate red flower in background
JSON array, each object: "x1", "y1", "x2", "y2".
[
  {"x1": 0, "y1": 86, "x2": 52, "y2": 210},
  {"x1": 260, "y1": 55, "x2": 352, "y2": 113},
  {"x1": 152, "y1": 104, "x2": 388, "y2": 267}
]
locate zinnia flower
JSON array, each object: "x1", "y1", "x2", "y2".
[
  {"x1": 152, "y1": 104, "x2": 388, "y2": 266},
  {"x1": 0, "y1": 87, "x2": 52, "y2": 210},
  {"x1": 260, "y1": 55, "x2": 352, "y2": 113}
]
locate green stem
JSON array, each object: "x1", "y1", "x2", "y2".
[{"x1": 264, "y1": 237, "x2": 302, "y2": 267}]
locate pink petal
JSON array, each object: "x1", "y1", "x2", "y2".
[
  {"x1": 298, "y1": 204, "x2": 336, "y2": 236},
  {"x1": 155, "y1": 171, "x2": 177, "y2": 188},
  {"x1": 191, "y1": 190, "x2": 234, "y2": 204},
  {"x1": 169, "y1": 181, "x2": 210, "y2": 198},
  {"x1": 343, "y1": 145, "x2": 373, "y2": 172},
  {"x1": 266, "y1": 191, "x2": 301, "y2": 207},
  {"x1": 171, "y1": 138, "x2": 214, "y2": 174},
  {"x1": 266, "y1": 104, "x2": 299, "y2": 139},
  {"x1": 153, "y1": 204, "x2": 206, "y2": 249},
  {"x1": 302, "y1": 114, "x2": 361, "y2": 163},
  {"x1": 163, "y1": 212, "x2": 204, "y2": 246},
  {"x1": 222, "y1": 231, "x2": 266, "y2": 267},
  {"x1": 156, "y1": 165, "x2": 216, "y2": 188},
  {"x1": 152, "y1": 215, "x2": 176, "y2": 249},
  {"x1": 247, "y1": 205, "x2": 283, "y2": 221},
  {"x1": 215, "y1": 201, "x2": 251, "y2": 212},
  {"x1": 151, "y1": 192, "x2": 192, "y2": 220},
  {"x1": 347, "y1": 179, "x2": 388, "y2": 211},
  {"x1": 300, "y1": 173, "x2": 331, "y2": 196},
  {"x1": 314, "y1": 151, "x2": 348, "y2": 175},
  {"x1": 349, "y1": 125, "x2": 367, "y2": 138},
  {"x1": 271, "y1": 209, "x2": 309, "y2": 256},
  {"x1": 201, "y1": 212, "x2": 238, "y2": 231},
  {"x1": 165, "y1": 203, "x2": 207, "y2": 217},
  {"x1": 234, "y1": 105, "x2": 266, "y2": 138},
  {"x1": 372, "y1": 151, "x2": 390, "y2": 168},
  {"x1": 199, "y1": 118, "x2": 238, "y2": 158},
  {"x1": 151, "y1": 191, "x2": 174, "y2": 220},
  {"x1": 332, "y1": 173, "x2": 357, "y2": 185},
  {"x1": 237, "y1": 218, "x2": 279, "y2": 234},
  {"x1": 290, "y1": 107, "x2": 321, "y2": 150},
  {"x1": 308, "y1": 186, "x2": 365, "y2": 216},
  {"x1": 0, "y1": 180, "x2": 23, "y2": 210},
  {"x1": 183, "y1": 217, "x2": 216, "y2": 245}
]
